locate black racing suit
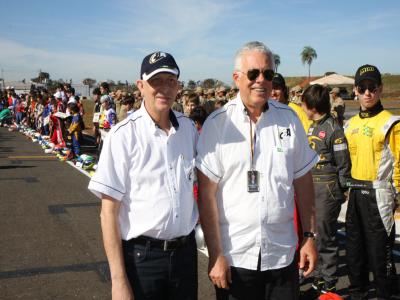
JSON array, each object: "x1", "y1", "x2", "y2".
[{"x1": 307, "y1": 114, "x2": 351, "y2": 285}]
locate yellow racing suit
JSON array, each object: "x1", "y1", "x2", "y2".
[{"x1": 343, "y1": 105, "x2": 400, "y2": 298}]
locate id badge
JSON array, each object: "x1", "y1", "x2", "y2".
[{"x1": 247, "y1": 170, "x2": 259, "y2": 193}]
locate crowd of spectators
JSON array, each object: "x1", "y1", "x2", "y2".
[{"x1": 0, "y1": 79, "x2": 342, "y2": 165}]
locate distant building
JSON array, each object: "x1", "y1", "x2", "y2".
[
  {"x1": 2, "y1": 81, "x2": 45, "y2": 94},
  {"x1": 71, "y1": 84, "x2": 91, "y2": 98}
]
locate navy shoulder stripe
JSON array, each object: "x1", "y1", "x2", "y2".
[
  {"x1": 269, "y1": 101, "x2": 293, "y2": 111},
  {"x1": 211, "y1": 103, "x2": 236, "y2": 120},
  {"x1": 114, "y1": 115, "x2": 142, "y2": 133}
]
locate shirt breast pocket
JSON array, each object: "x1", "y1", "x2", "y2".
[
  {"x1": 272, "y1": 146, "x2": 293, "y2": 183},
  {"x1": 178, "y1": 156, "x2": 195, "y2": 193},
  {"x1": 267, "y1": 146, "x2": 294, "y2": 223}
]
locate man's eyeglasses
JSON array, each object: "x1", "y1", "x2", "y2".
[
  {"x1": 240, "y1": 69, "x2": 275, "y2": 81},
  {"x1": 357, "y1": 84, "x2": 379, "y2": 94}
]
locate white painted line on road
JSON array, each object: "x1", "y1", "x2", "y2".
[{"x1": 66, "y1": 161, "x2": 91, "y2": 179}]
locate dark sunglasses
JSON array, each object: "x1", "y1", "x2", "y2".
[
  {"x1": 357, "y1": 84, "x2": 379, "y2": 94},
  {"x1": 243, "y1": 69, "x2": 275, "y2": 81}
]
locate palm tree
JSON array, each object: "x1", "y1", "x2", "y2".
[
  {"x1": 273, "y1": 54, "x2": 281, "y2": 73},
  {"x1": 300, "y1": 46, "x2": 317, "y2": 80}
]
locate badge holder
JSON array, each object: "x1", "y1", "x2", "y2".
[{"x1": 247, "y1": 170, "x2": 259, "y2": 193}]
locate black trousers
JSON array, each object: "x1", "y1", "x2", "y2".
[
  {"x1": 122, "y1": 235, "x2": 198, "y2": 300},
  {"x1": 215, "y1": 256, "x2": 299, "y2": 300},
  {"x1": 313, "y1": 178, "x2": 342, "y2": 283},
  {"x1": 345, "y1": 188, "x2": 398, "y2": 300}
]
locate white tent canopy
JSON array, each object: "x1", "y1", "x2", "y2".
[{"x1": 310, "y1": 73, "x2": 354, "y2": 85}]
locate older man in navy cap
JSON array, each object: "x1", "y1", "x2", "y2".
[{"x1": 89, "y1": 51, "x2": 199, "y2": 300}]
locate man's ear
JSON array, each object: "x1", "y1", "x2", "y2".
[
  {"x1": 232, "y1": 72, "x2": 240, "y2": 88},
  {"x1": 353, "y1": 86, "x2": 359, "y2": 97},
  {"x1": 136, "y1": 80, "x2": 144, "y2": 92}
]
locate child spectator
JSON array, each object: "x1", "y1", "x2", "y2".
[
  {"x1": 189, "y1": 106, "x2": 208, "y2": 132},
  {"x1": 67, "y1": 103, "x2": 84, "y2": 158},
  {"x1": 99, "y1": 95, "x2": 117, "y2": 129},
  {"x1": 92, "y1": 88, "x2": 102, "y2": 146},
  {"x1": 118, "y1": 95, "x2": 135, "y2": 121},
  {"x1": 15, "y1": 98, "x2": 26, "y2": 125},
  {"x1": 184, "y1": 93, "x2": 200, "y2": 116}
]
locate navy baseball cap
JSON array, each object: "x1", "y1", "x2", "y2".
[
  {"x1": 140, "y1": 51, "x2": 180, "y2": 80},
  {"x1": 355, "y1": 64, "x2": 382, "y2": 86}
]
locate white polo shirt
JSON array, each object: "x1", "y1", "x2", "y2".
[
  {"x1": 196, "y1": 95, "x2": 318, "y2": 271},
  {"x1": 89, "y1": 103, "x2": 199, "y2": 241}
]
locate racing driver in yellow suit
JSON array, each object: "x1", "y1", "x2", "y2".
[{"x1": 344, "y1": 64, "x2": 400, "y2": 300}]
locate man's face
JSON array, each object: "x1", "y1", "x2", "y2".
[
  {"x1": 233, "y1": 51, "x2": 273, "y2": 109},
  {"x1": 270, "y1": 85, "x2": 285, "y2": 103},
  {"x1": 115, "y1": 90, "x2": 122, "y2": 99},
  {"x1": 137, "y1": 72, "x2": 179, "y2": 115},
  {"x1": 355, "y1": 79, "x2": 382, "y2": 110},
  {"x1": 186, "y1": 101, "x2": 198, "y2": 114}
]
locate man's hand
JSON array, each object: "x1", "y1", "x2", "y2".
[
  {"x1": 299, "y1": 238, "x2": 317, "y2": 277},
  {"x1": 112, "y1": 278, "x2": 134, "y2": 300},
  {"x1": 208, "y1": 255, "x2": 231, "y2": 289}
]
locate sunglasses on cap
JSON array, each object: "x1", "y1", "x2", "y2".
[
  {"x1": 357, "y1": 83, "x2": 379, "y2": 94},
  {"x1": 241, "y1": 69, "x2": 275, "y2": 81}
]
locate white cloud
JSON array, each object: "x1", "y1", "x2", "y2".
[
  {"x1": 0, "y1": 38, "x2": 138, "y2": 82},
  {"x1": 94, "y1": 0, "x2": 241, "y2": 47}
]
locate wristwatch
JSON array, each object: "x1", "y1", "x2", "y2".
[{"x1": 303, "y1": 231, "x2": 317, "y2": 239}]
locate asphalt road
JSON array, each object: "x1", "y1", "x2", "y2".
[
  {"x1": 0, "y1": 126, "x2": 399, "y2": 300},
  {"x1": 0, "y1": 127, "x2": 214, "y2": 300}
]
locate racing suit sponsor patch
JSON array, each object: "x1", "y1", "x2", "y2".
[{"x1": 333, "y1": 143, "x2": 347, "y2": 151}]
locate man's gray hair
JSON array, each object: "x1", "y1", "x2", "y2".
[{"x1": 234, "y1": 41, "x2": 275, "y2": 71}]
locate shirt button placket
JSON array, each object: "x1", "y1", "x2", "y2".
[{"x1": 167, "y1": 137, "x2": 179, "y2": 231}]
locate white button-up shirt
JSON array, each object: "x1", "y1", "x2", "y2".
[
  {"x1": 89, "y1": 103, "x2": 199, "y2": 241},
  {"x1": 196, "y1": 95, "x2": 318, "y2": 271}
]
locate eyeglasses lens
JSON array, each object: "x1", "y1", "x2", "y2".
[
  {"x1": 357, "y1": 84, "x2": 378, "y2": 94},
  {"x1": 246, "y1": 69, "x2": 275, "y2": 81}
]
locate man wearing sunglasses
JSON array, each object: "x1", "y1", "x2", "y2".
[
  {"x1": 196, "y1": 41, "x2": 319, "y2": 299},
  {"x1": 344, "y1": 64, "x2": 400, "y2": 299}
]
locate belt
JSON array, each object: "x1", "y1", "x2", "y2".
[
  {"x1": 130, "y1": 231, "x2": 194, "y2": 251},
  {"x1": 346, "y1": 179, "x2": 392, "y2": 189},
  {"x1": 312, "y1": 173, "x2": 336, "y2": 180}
]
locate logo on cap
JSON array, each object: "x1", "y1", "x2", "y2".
[
  {"x1": 359, "y1": 66, "x2": 375, "y2": 76},
  {"x1": 149, "y1": 52, "x2": 167, "y2": 64}
]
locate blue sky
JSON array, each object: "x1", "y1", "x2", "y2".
[{"x1": 0, "y1": 0, "x2": 399, "y2": 86}]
